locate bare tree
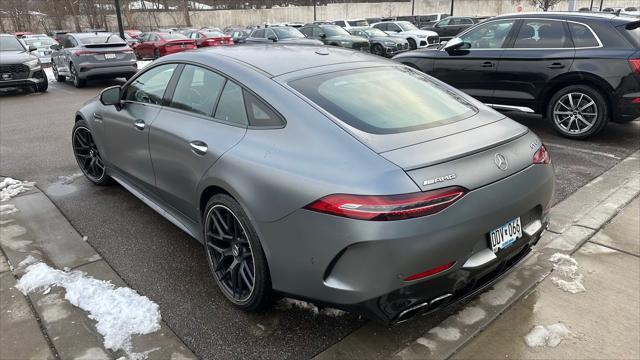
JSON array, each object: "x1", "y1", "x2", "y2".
[{"x1": 526, "y1": 0, "x2": 563, "y2": 11}]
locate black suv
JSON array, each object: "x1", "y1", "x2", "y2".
[
  {"x1": 299, "y1": 24, "x2": 370, "y2": 51},
  {"x1": 0, "y1": 34, "x2": 48, "y2": 93},
  {"x1": 394, "y1": 13, "x2": 640, "y2": 139}
]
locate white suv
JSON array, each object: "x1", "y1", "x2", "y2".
[
  {"x1": 332, "y1": 19, "x2": 369, "y2": 29},
  {"x1": 371, "y1": 21, "x2": 439, "y2": 49}
]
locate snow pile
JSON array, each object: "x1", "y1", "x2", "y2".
[
  {"x1": 277, "y1": 298, "x2": 346, "y2": 317},
  {"x1": 428, "y1": 326, "x2": 461, "y2": 341},
  {"x1": 456, "y1": 306, "x2": 486, "y2": 325},
  {"x1": 549, "y1": 253, "x2": 586, "y2": 294},
  {"x1": 524, "y1": 323, "x2": 572, "y2": 347},
  {"x1": 0, "y1": 177, "x2": 35, "y2": 202},
  {"x1": 0, "y1": 204, "x2": 19, "y2": 215},
  {"x1": 16, "y1": 262, "x2": 161, "y2": 358}
]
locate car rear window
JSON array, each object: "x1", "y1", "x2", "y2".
[
  {"x1": 289, "y1": 67, "x2": 477, "y2": 134},
  {"x1": 161, "y1": 33, "x2": 188, "y2": 40},
  {"x1": 79, "y1": 34, "x2": 125, "y2": 44},
  {"x1": 618, "y1": 22, "x2": 640, "y2": 47}
]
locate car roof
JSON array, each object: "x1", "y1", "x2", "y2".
[
  {"x1": 494, "y1": 11, "x2": 637, "y2": 23},
  {"x1": 169, "y1": 44, "x2": 390, "y2": 77}
]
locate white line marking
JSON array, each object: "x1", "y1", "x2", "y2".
[{"x1": 545, "y1": 142, "x2": 621, "y2": 160}]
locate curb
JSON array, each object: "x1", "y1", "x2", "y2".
[
  {"x1": 315, "y1": 150, "x2": 640, "y2": 360},
  {"x1": 0, "y1": 185, "x2": 197, "y2": 360}
]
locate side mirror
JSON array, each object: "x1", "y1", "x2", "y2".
[
  {"x1": 100, "y1": 86, "x2": 122, "y2": 107},
  {"x1": 443, "y1": 37, "x2": 464, "y2": 52},
  {"x1": 28, "y1": 45, "x2": 37, "y2": 52},
  {"x1": 50, "y1": 44, "x2": 60, "y2": 50},
  {"x1": 320, "y1": 33, "x2": 327, "y2": 39},
  {"x1": 268, "y1": 35, "x2": 277, "y2": 42}
]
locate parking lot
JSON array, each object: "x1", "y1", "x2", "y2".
[{"x1": 1, "y1": 69, "x2": 638, "y2": 359}]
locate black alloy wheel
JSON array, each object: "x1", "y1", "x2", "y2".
[
  {"x1": 72, "y1": 120, "x2": 110, "y2": 185},
  {"x1": 372, "y1": 43, "x2": 385, "y2": 56},
  {"x1": 69, "y1": 64, "x2": 86, "y2": 88}
]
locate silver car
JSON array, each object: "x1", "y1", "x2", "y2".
[
  {"x1": 51, "y1": 33, "x2": 137, "y2": 88},
  {"x1": 72, "y1": 45, "x2": 554, "y2": 324},
  {"x1": 21, "y1": 35, "x2": 57, "y2": 64}
]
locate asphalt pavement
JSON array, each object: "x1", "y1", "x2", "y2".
[{"x1": 1, "y1": 76, "x2": 639, "y2": 359}]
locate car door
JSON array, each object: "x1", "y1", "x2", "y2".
[
  {"x1": 55, "y1": 35, "x2": 76, "y2": 75},
  {"x1": 432, "y1": 18, "x2": 518, "y2": 102},
  {"x1": 100, "y1": 63, "x2": 178, "y2": 190},
  {"x1": 149, "y1": 64, "x2": 247, "y2": 221},
  {"x1": 493, "y1": 19, "x2": 574, "y2": 110},
  {"x1": 386, "y1": 23, "x2": 403, "y2": 35}
]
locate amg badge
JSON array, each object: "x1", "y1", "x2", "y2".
[{"x1": 423, "y1": 174, "x2": 456, "y2": 186}]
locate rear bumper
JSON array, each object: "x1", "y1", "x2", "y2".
[
  {"x1": 77, "y1": 63, "x2": 137, "y2": 80},
  {"x1": 613, "y1": 92, "x2": 640, "y2": 122},
  {"x1": 258, "y1": 162, "x2": 555, "y2": 323}
]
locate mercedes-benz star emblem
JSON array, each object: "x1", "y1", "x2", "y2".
[{"x1": 494, "y1": 153, "x2": 508, "y2": 171}]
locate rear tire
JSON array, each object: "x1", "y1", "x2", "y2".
[
  {"x1": 203, "y1": 194, "x2": 272, "y2": 311},
  {"x1": 70, "y1": 64, "x2": 86, "y2": 88},
  {"x1": 408, "y1": 38, "x2": 417, "y2": 50},
  {"x1": 547, "y1": 84, "x2": 608, "y2": 139}
]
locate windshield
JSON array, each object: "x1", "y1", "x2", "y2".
[
  {"x1": 0, "y1": 36, "x2": 26, "y2": 51},
  {"x1": 79, "y1": 34, "x2": 125, "y2": 44},
  {"x1": 398, "y1": 21, "x2": 418, "y2": 31},
  {"x1": 348, "y1": 20, "x2": 369, "y2": 26},
  {"x1": 365, "y1": 28, "x2": 388, "y2": 37},
  {"x1": 290, "y1": 67, "x2": 476, "y2": 134},
  {"x1": 272, "y1": 27, "x2": 305, "y2": 39},
  {"x1": 203, "y1": 31, "x2": 224, "y2": 37},
  {"x1": 322, "y1": 25, "x2": 350, "y2": 36},
  {"x1": 23, "y1": 38, "x2": 56, "y2": 47}
]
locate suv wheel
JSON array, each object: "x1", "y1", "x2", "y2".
[
  {"x1": 72, "y1": 120, "x2": 110, "y2": 185},
  {"x1": 371, "y1": 44, "x2": 384, "y2": 56},
  {"x1": 547, "y1": 85, "x2": 608, "y2": 139},
  {"x1": 33, "y1": 77, "x2": 48, "y2": 93},
  {"x1": 69, "y1": 64, "x2": 86, "y2": 88},
  {"x1": 203, "y1": 194, "x2": 272, "y2": 311},
  {"x1": 407, "y1": 38, "x2": 417, "y2": 50}
]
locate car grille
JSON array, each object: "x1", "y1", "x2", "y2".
[
  {"x1": 0, "y1": 64, "x2": 29, "y2": 80},
  {"x1": 397, "y1": 43, "x2": 409, "y2": 50},
  {"x1": 427, "y1": 35, "x2": 440, "y2": 45}
]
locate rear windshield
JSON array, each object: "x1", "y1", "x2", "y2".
[
  {"x1": 160, "y1": 33, "x2": 188, "y2": 40},
  {"x1": 24, "y1": 38, "x2": 56, "y2": 47},
  {"x1": 79, "y1": 34, "x2": 125, "y2": 44},
  {"x1": 203, "y1": 31, "x2": 224, "y2": 37},
  {"x1": 289, "y1": 67, "x2": 477, "y2": 134}
]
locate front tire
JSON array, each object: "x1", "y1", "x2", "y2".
[
  {"x1": 72, "y1": 119, "x2": 110, "y2": 185},
  {"x1": 371, "y1": 44, "x2": 385, "y2": 56},
  {"x1": 203, "y1": 194, "x2": 272, "y2": 311},
  {"x1": 407, "y1": 38, "x2": 417, "y2": 50},
  {"x1": 547, "y1": 85, "x2": 608, "y2": 139},
  {"x1": 33, "y1": 77, "x2": 48, "y2": 93}
]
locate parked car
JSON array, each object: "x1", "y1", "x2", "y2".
[
  {"x1": 247, "y1": 27, "x2": 323, "y2": 45},
  {"x1": 371, "y1": 21, "x2": 440, "y2": 49},
  {"x1": 13, "y1": 32, "x2": 32, "y2": 39},
  {"x1": 394, "y1": 12, "x2": 640, "y2": 138},
  {"x1": 186, "y1": 29, "x2": 234, "y2": 47},
  {"x1": 332, "y1": 19, "x2": 369, "y2": 29},
  {"x1": 73, "y1": 44, "x2": 554, "y2": 324},
  {"x1": 414, "y1": 13, "x2": 451, "y2": 28},
  {"x1": 421, "y1": 16, "x2": 483, "y2": 41},
  {"x1": 125, "y1": 30, "x2": 143, "y2": 38},
  {"x1": 602, "y1": 7, "x2": 624, "y2": 13},
  {"x1": 51, "y1": 33, "x2": 136, "y2": 88},
  {"x1": 224, "y1": 27, "x2": 251, "y2": 43},
  {"x1": 133, "y1": 32, "x2": 196, "y2": 60},
  {"x1": 299, "y1": 24, "x2": 370, "y2": 51},
  {"x1": 0, "y1": 34, "x2": 47, "y2": 92},
  {"x1": 348, "y1": 27, "x2": 409, "y2": 57},
  {"x1": 50, "y1": 30, "x2": 69, "y2": 43},
  {"x1": 21, "y1": 35, "x2": 58, "y2": 64}
]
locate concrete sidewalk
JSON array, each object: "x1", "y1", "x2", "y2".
[
  {"x1": 453, "y1": 196, "x2": 640, "y2": 359},
  {"x1": 0, "y1": 185, "x2": 196, "y2": 360}
]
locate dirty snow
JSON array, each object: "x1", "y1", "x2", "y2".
[
  {"x1": 0, "y1": 177, "x2": 35, "y2": 202},
  {"x1": 16, "y1": 262, "x2": 161, "y2": 358},
  {"x1": 549, "y1": 253, "x2": 586, "y2": 294},
  {"x1": 416, "y1": 337, "x2": 437, "y2": 351},
  {"x1": 58, "y1": 172, "x2": 84, "y2": 185},
  {"x1": 456, "y1": 306, "x2": 487, "y2": 325},
  {"x1": 17, "y1": 255, "x2": 39, "y2": 269},
  {"x1": 277, "y1": 298, "x2": 346, "y2": 317},
  {"x1": 428, "y1": 326, "x2": 461, "y2": 341},
  {"x1": 43, "y1": 67, "x2": 56, "y2": 82},
  {"x1": 524, "y1": 323, "x2": 573, "y2": 347},
  {"x1": 480, "y1": 282, "x2": 516, "y2": 306},
  {"x1": 0, "y1": 204, "x2": 19, "y2": 215}
]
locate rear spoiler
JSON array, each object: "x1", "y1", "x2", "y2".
[
  {"x1": 84, "y1": 42, "x2": 127, "y2": 48},
  {"x1": 626, "y1": 20, "x2": 640, "y2": 30}
]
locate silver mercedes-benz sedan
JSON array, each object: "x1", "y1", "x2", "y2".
[{"x1": 73, "y1": 45, "x2": 554, "y2": 324}]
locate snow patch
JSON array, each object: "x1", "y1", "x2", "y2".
[
  {"x1": 16, "y1": 262, "x2": 161, "y2": 358},
  {"x1": 480, "y1": 282, "x2": 516, "y2": 306},
  {"x1": 0, "y1": 204, "x2": 19, "y2": 215},
  {"x1": 456, "y1": 306, "x2": 486, "y2": 325},
  {"x1": 416, "y1": 337, "x2": 437, "y2": 351},
  {"x1": 43, "y1": 67, "x2": 57, "y2": 82},
  {"x1": 18, "y1": 255, "x2": 39, "y2": 269},
  {"x1": 0, "y1": 177, "x2": 35, "y2": 202},
  {"x1": 524, "y1": 323, "x2": 573, "y2": 347},
  {"x1": 277, "y1": 298, "x2": 346, "y2": 317},
  {"x1": 137, "y1": 61, "x2": 152, "y2": 70},
  {"x1": 58, "y1": 172, "x2": 83, "y2": 185},
  {"x1": 549, "y1": 253, "x2": 586, "y2": 294},
  {"x1": 428, "y1": 326, "x2": 461, "y2": 341}
]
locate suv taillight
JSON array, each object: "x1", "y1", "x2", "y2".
[
  {"x1": 629, "y1": 59, "x2": 640, "y2": 75},
  {"x1": 533, "y1": 145, "x2": 551, "y2": 165},
  {"x1": 305, "y1": 187, "x2": 467, "y2": 221}
]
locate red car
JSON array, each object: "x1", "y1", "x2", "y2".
[
  {"x1": 125, "y1": 29, "x2": 142, "y2": 38},
  {"x1": 13, "y1": 32, "x2": 33, "y2": 39},
  {"x1": 186, "y1": 30, "x2": 234, "y2": 47},
  {"x1": 133, "y1": 32, "x2": 196, "y2": 59}
]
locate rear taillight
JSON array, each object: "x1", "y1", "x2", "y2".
[
  {"x1": 122, "y1": 50, "x2": 134, "y2": 54},
  {"x1": 404, "y1": 261, "x2": 455, "y2": 281},
  {"x1": 630, "y1": 59, "x2": 640, "y2": 75},
  {"x1": 305, "y1": 186, "x2": 467, "y2": 221},
  {"x1": 533, "y1": 145, "x2": 550, "y2": 165},
  {"x1": 74, "y1": 50, "x2": 97, "y2": 56}
]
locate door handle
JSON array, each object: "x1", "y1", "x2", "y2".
[
  {"x1": 547, "y1": 63, "x2": 565, "y2": 69},
  {"x1": 189, "y1": 141, "x2": 208, "y2": 155},
  {"x1": 133, "y1": 119, "x2": 145, "y2": 130},
  {"x1": 481, "y1": 61, "x2": 494, "y2": 68}
]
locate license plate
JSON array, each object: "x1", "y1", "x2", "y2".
[
  {"x1": 104, "y1": 53, "x2": 116, "y2": 59},
  {"x1": 489, "y1": 217, "x2": 522, "y2": 253}
]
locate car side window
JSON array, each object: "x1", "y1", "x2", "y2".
[
  {"x1": 243, "y1": 91, "x2": 284, "y2": 127},
  {"x1": 169, "y1": 65, "x2": 225, "y2": 116},
  {"x1": 460, "y1": 18, "x2": 474, "y2": 25},
  {"x1": 214, "y1": 81, "x2": 248, "y2": 126},
  {"x1": 334, "y1": 21, "x2": 346, "y2": 27},
  {"x1": 300, "y1": 27, "x2": 311, "y2": 37},
  {"x1": 373, "y1": 23, "x2": 386, "y2": 31},
  {"x1": 388, "y1": 23, "x2": 401, "y2": 32},
  {"x1": 459, "y1": 19, "x2": 515, "y2": 49},
  {"x1": 569, "y1": 22, "x2": 599, "y2": 48},
  {"x1": 265, "y1": 29, "x2": 275, "y2": 39},
  {"x1": 513, "y1": 20, "x2": 569, "y2": 48},
  {"x1": 312, "y1": 27, "x2": 323, "y2": 38},
  {"x1": 253, "y1": 29, "x2": 265, "y2": 38},
  {"x1": 438, "y1": 19, "x2": 450, "y2": 26},
  {"x1": 125, "y1": 64, "x2": 177, "y2": 105}
]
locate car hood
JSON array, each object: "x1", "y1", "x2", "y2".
[
  {"x1": 0, "y1": 51, "x2": 36, "y2": 64},
  {"x1": 327, "y1": 35, "x2": 368, "y2": 42},
  {"x1": 280, "y1": 38, "x2": 324, "y2": 45},
  {"x1": 401, "y1": 29, "x2": 438, "y2": 37}
]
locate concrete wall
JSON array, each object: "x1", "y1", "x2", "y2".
[{"x1": 1, "y1": 0, "x2": 638, "y2": 33}]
